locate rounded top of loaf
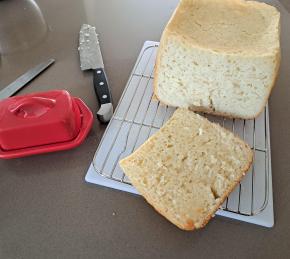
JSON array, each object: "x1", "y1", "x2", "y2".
[{"x1": 167, "y1": 0, "x2": 280, "y2": 55}]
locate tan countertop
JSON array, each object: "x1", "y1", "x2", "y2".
[{"x1": 0, "y1": 0, "x2": 290, "y2": 258}]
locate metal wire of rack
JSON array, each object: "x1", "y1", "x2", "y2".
[{"x1": 92, "y1": 41, "x2": 271, "y2": 217}]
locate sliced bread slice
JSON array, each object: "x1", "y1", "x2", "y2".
[
  {"x1": 154, "y1": 0, "x2": 281, "y2": 119},
  {"x1": 119, "y1": 109, "x2": 253, "y2": 230}
]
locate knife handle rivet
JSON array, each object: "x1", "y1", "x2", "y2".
[
  {"x1": 99, "y1": 82, "x2": 104, "y2": 86},
  {"x1": 97, "y1": 70, "x2": 102, "y2": 74},
  {"x1": 102, "y1": 95, "x2": 107, "y2": 99}
]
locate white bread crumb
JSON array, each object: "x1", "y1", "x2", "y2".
[{"x1": 119, "y1": 109, "x2": 253, "y2": 230}]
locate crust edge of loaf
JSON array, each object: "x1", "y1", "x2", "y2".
[
  {"x1": 165, "y1": 0, "x2": 281, "y2": 55},
  {"x1": 119, "y1": 109, "x2": 254, "y2": 231}
]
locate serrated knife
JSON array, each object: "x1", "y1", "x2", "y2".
[
  {"x1": 78, "y1": 24, "x2": 113, "y2": 123},
  {"x1": 0, "y1": 59, "x2": 55, "y2": 101}
]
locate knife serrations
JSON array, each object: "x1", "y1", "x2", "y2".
[
  {"x1": 78, "y1": 24, "x2": 104, "y2": 70},
  {"x1": 0, "y1": 59, "x2": 55, "y2": 100}
]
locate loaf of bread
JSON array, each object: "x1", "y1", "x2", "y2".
[
  {"x1": 119, "y1": 109, "x2": 253, "y2": 230},
  {"x1": 154, "y1": 0, "x2": 281, "y2": 119}
]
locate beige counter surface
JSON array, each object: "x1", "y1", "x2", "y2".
[{"x1": 0, "y1": 0, "x2": 290, "y2": 258}]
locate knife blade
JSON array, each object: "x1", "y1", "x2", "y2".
[
  {"x1": 78, "y1": 24, "x2": 113, "y2": 123},
  {"x1": 0, "y1": 58, "x2": 55, "y2": 101}
]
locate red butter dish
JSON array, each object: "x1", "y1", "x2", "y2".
[{"x1": 0, "y1": 90, "x2": 93, "y2": 159}]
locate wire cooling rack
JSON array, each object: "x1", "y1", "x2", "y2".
[{"x1": 86, "y1": 41, "x2": 274, "y2": 227}]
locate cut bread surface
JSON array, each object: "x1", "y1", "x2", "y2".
[
  {"x1": 154, "y1": 0, "x2": 281, "y2": 119},
  {"x1": 119, "y1": 109, "x2": 253, "y2": 230}
]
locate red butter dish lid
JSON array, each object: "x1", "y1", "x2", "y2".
[{"x1": 0, "y1": 90, "x2": 93, "y2": 159}]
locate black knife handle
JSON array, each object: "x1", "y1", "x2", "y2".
[{"x1": 93, "y1": 68, "x2": 112, "y2": 105}]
